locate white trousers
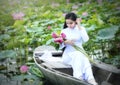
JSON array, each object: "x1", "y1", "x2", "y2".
[{"x1": 67, "y1": 51, "x2": 95, "y2": 81}]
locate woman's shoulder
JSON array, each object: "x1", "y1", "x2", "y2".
[
  {"x1": 61, "y1": 28, "x2": 69, "y2": 32},
  {"x1": 76, "y1": 25, "x2": 85, "y2": 29}
]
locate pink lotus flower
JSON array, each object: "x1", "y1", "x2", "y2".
[
  {"x1": 54, "y1": 37, "x2": 63, "y2": 44},
  {"x1": 52, "y1": 32, "x2": 58, "y2": 38},
  {"x1": 52, "y1": 32, "x2": 66, "y2": 44},
  {"x1": 60, "y1": 33, "x2": 66, "y2": 39},
  {"x1": 47, "y1": 25, "x2": 51, "y2": 30},
  {"x1": 20, "y1": 65, "x2": 28, "y2": 73},
  {"x1": 12, "y1": 12, "x2": 25, "y2": 20},
  {"x1": 82, "y1": 12, "x2": 88, "y2": 17},
  {"x1": 62, "y1": 13, "x2": 66, "y2": 17},
  {"x1": 72, "y1": 5, "x2": 78, "y2": 10}
]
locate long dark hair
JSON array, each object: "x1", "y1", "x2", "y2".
[{"x1": 63, "y1": 12, "x2": 77, "y2": 29}]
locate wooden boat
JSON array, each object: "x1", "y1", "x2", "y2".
[{"x1": 33, "y1": 45, "x2": 120, "y2": 85}]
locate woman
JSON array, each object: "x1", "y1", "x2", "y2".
[{"x1": 60, "y1": 12, "x2": 98, "y2": 85}]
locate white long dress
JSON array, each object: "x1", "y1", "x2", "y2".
[{"x1": 60, "y1": 25, "x2": 95, "y2": 82}]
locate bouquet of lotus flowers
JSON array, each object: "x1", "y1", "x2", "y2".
[
  {"x1": 52, "y1": 32, "x2": 66, "y2": 44},
  {"x1": 51, "y1": 32, "x2": 94, "y2": 63}
]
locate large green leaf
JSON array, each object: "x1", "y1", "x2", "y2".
[
  {"x1": 12, "y1": 75, "x2": 39, "y2": 81},
  {"x1": 11, "y1": 74, "x2": 43, "y2": 85},
  {"x1": 0, "y1": 34, "x2": 10, "y2": 41},
  {"x1": 25, "y1": 27, "x2": 43, "y2": 33},
  {"x1": 0, "y1": 50, "x2": 17, "y2": 59},
  {"x1": 97, "y1": 25, "x2": 119, "y2": 39}
]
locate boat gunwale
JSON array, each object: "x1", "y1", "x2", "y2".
[
  {"x1": 33, "y1": 56, "x2": 91, "y2": 85},
  {"x1": 92, "y1": 61, "x2": 120, "y2": 74}
]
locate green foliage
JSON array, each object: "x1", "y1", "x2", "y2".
[
  {"x1": 29, "y1": 65, "x2": 44, "y2": 78},
  {"x1": 0, "y1": 0, "x2": 120, "y2": 83},
  {"x1": 97, "y1": 25, "x2": 119, "y2": 39},
  {"x1": 12, "y1": 74, "x2": 43, "y2": 85},
  {"x1": 0, "y1": 50, "x2": 17, "y2": 59},
  {"x1": 99, "y1": 55, "x2": 120, "y2": 68},
  {"x1": 108, "y1": 16, "x2": 120, "y2": 25}
]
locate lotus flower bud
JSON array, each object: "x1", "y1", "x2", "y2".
[
  {"x1": 20, "y1": 65, "x2": 28, "y2": 73},
  {"x1": 61, "y1": 33, "x2": 66, "y2": 39},
  {"x1": 54, "y1": 37, "x2": 63, "y2": 44},
  {"x1": 52, "y1": 32, "x2": 58, "y2": 38}
]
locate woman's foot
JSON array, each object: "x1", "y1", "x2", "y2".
[{"x1": 88, "y1": 79, "x2": 98, "y2": 85}]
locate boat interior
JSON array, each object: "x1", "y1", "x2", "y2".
[{"x1": 34, "y1": 45, "x2": 120, "y2": 85}]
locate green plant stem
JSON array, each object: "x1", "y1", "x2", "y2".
[
  {"x1": 20, "y1": 46, "x2": 22, "y2": 65},
  {"x1": 25, "y1": 46, "x2": 28, "y2": 63}
]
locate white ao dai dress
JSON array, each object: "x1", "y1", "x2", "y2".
[{"x1": 60, "y1": 25, "x2": 95, "y2": 82}]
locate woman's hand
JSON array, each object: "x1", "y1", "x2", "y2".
[
  {"x1": 76, "y1": 18, "x2": 83, "y2": 30},
  {"x1": 76, "y1": 18, "x2": 82, "y2": 25},
  {"x1": 64, "y1": 40, "x2": 75, "y2": 45}
]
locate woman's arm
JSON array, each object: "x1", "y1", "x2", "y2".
[
  {"x1": 76, "y1": 18, "x2": 89, "y2": 42},
  {"x1": 80, "y1": 27, "x2": 89, "y2": 43},
  {"x1": 64, "y1": 40, "x2": 75, "y2": 45},
  {"x1": 76, "y1": 18, "x2": 83, "y2": 30}
]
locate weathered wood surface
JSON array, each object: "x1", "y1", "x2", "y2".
[{"x1": 92, "y1": 61, "x2": 120, "y2": 74}]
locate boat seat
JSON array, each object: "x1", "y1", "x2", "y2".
[
  {"x1": 39, "y1": 56, "x2": 71, "y2": 69},
  {"x1": 34, "y1": 56, "x2": 73, "y2": 75}
]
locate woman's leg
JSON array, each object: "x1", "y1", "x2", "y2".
[
  {"x1": 71, "y1": 55, "x2": 83, "y2": 79},
  {"x1": 84, "y1": 66, "x2": 98, "y2": 85},
  {"x1": 69, "y1": 51, "x2": 87, "y2": 79},
  {"x1": 69, "y1": 51, "x2": 98, "y2": 85}
]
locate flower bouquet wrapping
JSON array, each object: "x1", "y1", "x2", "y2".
[{"x1": 51, "y1": 32, "x2": 94, "y2": 63}]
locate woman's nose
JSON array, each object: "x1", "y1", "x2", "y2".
[{"x1": 68, "y1": 24, "x2": 72, "y2": 27}]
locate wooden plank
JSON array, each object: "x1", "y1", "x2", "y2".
[
  {"x1": 42, "y1": 61, "x2": 71, "y2": 69},
  {"x1": 92, "y1": 61, "x2": 120, "y2": 74}
]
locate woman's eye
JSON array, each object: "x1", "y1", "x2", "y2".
[{"x1": 66, "y1": 22, "x2": 73, "y2": 24}]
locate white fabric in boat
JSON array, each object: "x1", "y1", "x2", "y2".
[
  {"x1": 34, "y1": 45, "x2": 71, "y2": 68},
  {"x1": 38, "y1": 51, "x2": 71, "y2": 68},
  {"x1": 39, "y1": 56, "x2": 71, "y2": 68}
]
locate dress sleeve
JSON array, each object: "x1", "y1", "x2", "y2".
[{"x1": 80, "y1": 27, "x2": 89, "y2": 43}]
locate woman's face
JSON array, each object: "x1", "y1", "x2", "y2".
[{"x1": 66, "y1": 19, "x2": 76, "y2": 29}]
